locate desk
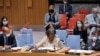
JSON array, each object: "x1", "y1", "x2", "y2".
[{"x1": 0, "y1": 52, "x2": 81, "y2": 56}]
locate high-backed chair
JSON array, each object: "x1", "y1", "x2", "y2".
[
  {"x1": 66, "y1": 35, "x2": 80, "y2": 49},
  {"x1": 56, "y1": 30, "x2": 67, "y2": 44}
]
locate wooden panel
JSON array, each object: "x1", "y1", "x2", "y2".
[
  {"x1": 27, "y1": 0, "x2": 32, "y2": 8},
  {"x1": 12, "y1": 0, "x2": 26, "y2": 25},
  {"x1": 0, "y1": 0, "x2": 4, "y2": 20},
  {"x1": 25, "y1": 0, "x2": 48, "y2": 25},
  {"x1": 5, "y1": 0, "x2": 11, "y2": 7},
  {"x1": 0, "y1": 0, "x2": 3, "y2": 7},
  {"x1": 0, "y1": 0, "x2": 48, "y2": 25}
]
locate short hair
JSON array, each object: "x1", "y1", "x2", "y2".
[
  {"x1": 45, "y1": 28, "x2": 56, "y2": 37},
  {"x1": 92, "y1": 31, "x2": 97, "y2": 36},
  {"x1": 92, "y1": 8, "x2": 98, "y2": 12}
]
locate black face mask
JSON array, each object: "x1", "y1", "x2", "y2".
[{"x1": 49, "y1": 9, "x2": 54, "y2": 13}]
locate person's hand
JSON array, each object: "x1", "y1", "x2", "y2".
[
  {"x1": 0, "y1": 46, "x2": 4, "y2": 50},
  {"x1": 33, "y1": 45, "x2": 38, "y2": 50},
  {"x1": 4, "y1": 45, "x2": 11, "y2": 49},
  {"x1": 90, "y1": 24, "x2": 97, "y2": 27},
  {"x1": 80, "y1": 39, "x2": 83, "y2": 42},
  {"x1": 49, "y1": 22, "x2": 53, "y2": 25},
  {"x1": 66, "y1": 12, "x2": 68, "y2": 15}
]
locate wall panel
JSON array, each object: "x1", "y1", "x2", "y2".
[{"x1": 0, "y1": 0, "x2": 48, "y2": 25}]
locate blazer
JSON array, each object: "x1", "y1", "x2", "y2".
[
  {"x1": 84, "y1": 14, "x2": 100, "y2": 27},
  {"x1": 0, "y1": 34, "x2": 17, "y2": 47},
  {"x1": 59, "y1": 4, "x2": 72, "y2": 17},
  {"x1": 87, "y1": 38, "x2": 100, "y2": 51}
]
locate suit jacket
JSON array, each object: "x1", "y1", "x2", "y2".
[
  {"x1": 44, "y1": 12, "x2": 60, "y2": 29},
  {"x1": 0, "y1": 34, "x2": 17, "y2": 47},
  {"x1": 59, "y1": 4, "x2": 72, "y2": 17},
  {"x1": 84, "y1": 14, "x2": 100, "y2": 35},
  {"x1": 85, "y1": 14, "x2": 100, "y2": 27},
  {"x1": 87, "y1": 38, "x2": 100, "y2": 51}
]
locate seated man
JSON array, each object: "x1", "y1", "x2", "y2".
[
  {"x1": 87, "y1": 31, "x2": 100, "y2": 51},
  {"x1": 0, "y1": 27, "x2": 17, "y2": 49},
  {"x1": 84, "y1": 8, "x2": 100, "y2": 36}
]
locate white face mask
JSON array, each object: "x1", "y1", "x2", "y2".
[
  {"x1": 64, "y1": 1, "x2": 67, "y2": 4},
  {"x1": 6, "y1": 33, "x2": 10, "y2": 37},
  {"x1": 92, "y1": 37, "x2": 97, "y2": 41},
  {"x1": 77, "y1": 23, "x2": 82, "y2": 28},
  {"x1": 3, "y1": 21, "x2": 8, "y2": 25}
]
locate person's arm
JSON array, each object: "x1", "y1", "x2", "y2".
[
  {"x1": 0, "y1": 34, "x2": 4, "y2": 47},
  {"x1": 97, "y1": 18, "x2": 100, "y2": 27},
  {"x1": 44, "y1": 13, "x2": 49, "y2": 25},
  {"x1": 35, "y1": 36, "x2": 46, "y2": 48},
  {"x1": 53, "y1": 13, "x2": 60, "y2": 26},
  {"x1": 84, "y1": 15, "x2": 90, "y2": 28},
  {"x1": 11, "y1": 34, "x2": 17, "y2": 47},
  {"x1": 0, "y1": 46, "x2": 3, "y2": 49},
  {"x1": 0, "y1": 35, "x2": 4, "y2": 48}
]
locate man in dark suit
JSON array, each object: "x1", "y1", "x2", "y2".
[
  {"x1": 87, "y1": 31, "x2": 100, "y2": 51},
  {"x1": 59, "y1": 0, "x2": 72, "y2": 21},
  {"x1": 0, "y1": 27, "x2": 16, "y2": 49}
]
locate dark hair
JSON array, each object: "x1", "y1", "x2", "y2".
[
  {"x1": 0, "y1": 16, "x2": 8, "y2": 27},
  {"x1": 45, "y1": 24, "x2": 55, "y2": 31},
  {"x1": 45, "y1": 28, "x2": 56, "y2": 37},
  {"x1": 74, "y1": 20, "x2": 85, "y2": 31}
]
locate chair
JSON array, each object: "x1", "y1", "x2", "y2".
[
  {"x1": 74, "y1": 13, "x2": 85, "y2": 22},
  {"x1": 66, "y1": 29, "x2": 73, "y2": 35},
  {"x1": 59, "y1": 14, "x2": 67, "y2": 29},
  {"x1": 66, "y1": 35, "x2": 80, "y2": 49},
  {"x1": 20, "y1": 28, "x2": 33, "y2": 39},
  {"x1": 68, "y1": 17, "x2": 77, "y2": 29},
  {"x1": 27, "y1": 29, "x2": 33, "y2": 39},
  {"x1": 56, "y1": 30, "x2": 67, "y2": 44},
  {"x1": 79, "y1": 9, "x2": 90, "y2": 15},
  {"x1": 16, "y1": 33, "x2": 33, "y2": 47}
]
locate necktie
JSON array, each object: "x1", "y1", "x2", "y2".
[
  {"x1": 4, "y1": 37, "x2": 8, "y2": 45},
  {"x1": 93, "y1": 14, "x2": 97, "y2": 23},
  {"x1": 92, "y1": 41, "x2": 95, "y2": 47},
  {"x1": 64, "y1": 5, "x2": 66, "y2": 13}
]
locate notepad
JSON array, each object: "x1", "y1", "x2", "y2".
[
  {"x1": 38, "y1": 47, "x2": 59, "y2": 51},
  {"x1": 11, "y1": 47, "x2": 22, "y2": 50},
  {"x1": 68, "y1": 49, "x2": 94, "y2": 54}
]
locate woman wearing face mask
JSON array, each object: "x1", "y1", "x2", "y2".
[
  {"x1": 0, "y1": 17, "x2": 12, "y2": 34},
  {"x1": 74, "y1": 20, "x2": 87, "y2": 44},
  {"x1": 0, "y1": 17, "x2": 12, "y2": 30},
  {"x1": 44, "y1": 5, "x2": 60, "y2": 29}
]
